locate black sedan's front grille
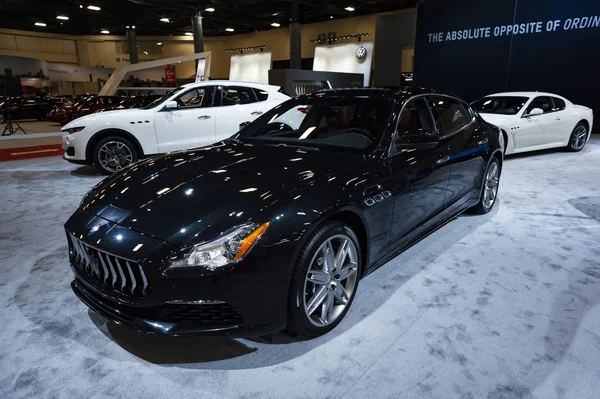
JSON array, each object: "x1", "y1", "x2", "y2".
[
  {"x1": 67, "y1": 234, "x2": 150, "y2": 298},
  {"x1": 162, "y1": 303, "x2": 243, "y2": 324}
]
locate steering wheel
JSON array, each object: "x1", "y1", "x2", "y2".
[{"x1": 346, "y1": 127, "x2": 376, "y2": 142}]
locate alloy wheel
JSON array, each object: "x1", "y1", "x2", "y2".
[
  {"x1": 571, "y1": 125, "x2": 587, "y2": 151},
  {"x1": 98, "y1": 141, "x2": 133, "y2": 173},
  {"x1": 483, "y1": 161, "x2": 499, "y2": 210},
  {"x1": 303, "y1": 234, "x2": 359, "y2": 327}
]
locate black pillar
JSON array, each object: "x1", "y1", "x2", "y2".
[
  {"x1": 126, "y1": 28, "x2": 138, "y2": 64},
  {"x1": 192, "y1": 12, "x2": 204, "y2": 53},
  {"x1": 290, "y1": 1, "x2": 301, "y2": 70}
]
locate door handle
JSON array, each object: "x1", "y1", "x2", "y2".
[
  {"x1": 555, "y1": 117, "x2": 561, "y2": 121},
  {"x1": 197, "y1": 115, "x2": 211, "y2": 119},
  {"x1": 436, "y1": 155, "x2": 450, "y2": 164},
  {"x1": 251, "y1": 111, "x2": 263, "y2": 116}
]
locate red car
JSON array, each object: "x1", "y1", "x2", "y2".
[{"x1": 53, "y1": 96, "x2": 130, "y2": 124}]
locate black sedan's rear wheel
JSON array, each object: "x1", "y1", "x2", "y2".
[
  {"x1": 471, "y1": 157, "x2": 500, "y2": 214},
  {"x1": 93, "y1": 136, "x2": 138, "y2": 175},
  {"x1": 287, "y1": 220, "x2": 361, "y2": 338}
]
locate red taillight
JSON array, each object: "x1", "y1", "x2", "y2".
[{"x1": 297, "y1": 107, "x2": 309, "y2": 114}]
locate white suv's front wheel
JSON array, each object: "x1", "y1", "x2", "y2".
[{"x1": 93, "y1": 136, "x2": 138, "y2": 175}]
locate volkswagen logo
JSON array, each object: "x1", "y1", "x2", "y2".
[{"x1": 356, "y1": 46, "x2": 367, "y2": 60}]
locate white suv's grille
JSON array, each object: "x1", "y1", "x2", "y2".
[{"x1": 68, "y1": 234, "x2": 150, "y2": 297}]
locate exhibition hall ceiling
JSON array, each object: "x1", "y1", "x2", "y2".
[{"x1": 0, "y1": 0, "x2": 417, "y2": 36}]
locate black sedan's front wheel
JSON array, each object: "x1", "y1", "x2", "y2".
[
  {"x1": 287, "y1": 220, "x2": 361, "y2": 338},
  {"x1": 471, "y1": 157, "x2": 500, "y2": 214}
]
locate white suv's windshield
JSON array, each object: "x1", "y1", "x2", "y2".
[
  {"x1": 144, "y1": 88, "x2": 181, "y2": 109},
  {"x1": 236, "y1": 97, "x2": 392, "y2": 151}
]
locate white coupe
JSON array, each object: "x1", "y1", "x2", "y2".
[
  {"x1": 62, "y1": 81, "x2": 289, "y2": 174},
  {"x1": 471, "y1": 92, "x2": 594, "y2": 155}
]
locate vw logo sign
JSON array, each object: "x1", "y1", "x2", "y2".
[{"x1": 356, "y1": 46, "x2": 367, "y2": 60}]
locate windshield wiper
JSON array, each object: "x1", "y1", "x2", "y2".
[{"x1": 275, "y1": 143, "x2": 319, "y2": 151}]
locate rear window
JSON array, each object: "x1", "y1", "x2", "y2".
[{"x1": 254, "y1": 89, "x2": 269, "y2": 102}]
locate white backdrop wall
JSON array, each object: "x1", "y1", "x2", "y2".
[
  {"x1": 313, "y1": 41, "x2": 374, "y2": 87},
  {"x1": 229, "y1": 52, "x2": 272, "y2": 84}
]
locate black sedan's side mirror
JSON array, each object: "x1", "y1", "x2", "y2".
[{"x1": 397, "y1": 128, "x2": 439, "y2": 150}]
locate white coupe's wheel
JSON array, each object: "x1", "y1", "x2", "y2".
[{"x1": 567, "y1": 123, "x2": 588, "y2": 152}]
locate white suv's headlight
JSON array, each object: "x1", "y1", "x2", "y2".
[
  {"x1": 170, "y1": 222, "x2": 270, "y2": 270},
  {"x1": 63, "y1": 126, "x2": 85, "y2": 134}
]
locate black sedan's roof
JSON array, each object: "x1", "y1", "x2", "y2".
[{"x1": 304, "y1": 87, "x2": 460, "y2": 101}]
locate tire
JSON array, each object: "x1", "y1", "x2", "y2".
[
  {"x1": 471, "y1": 157, "x2": 500, "y2": 214},
  {"x1": 566, "y1": 123, "x2": 588, "y2": 152},
  {"x1": 286, "y1": 220, "x2": 362, "y2": 338},
  {"x1": 92, "y1": 136, "x2": 138, "y2": 175}
]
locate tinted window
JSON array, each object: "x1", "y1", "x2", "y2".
[
  {"x1": 526, "y1": 96, "x2": 553, "y2": 114},
  {"x1": 432, "y1": 96, "x2": 471, "y2": 133},
  {"x1": 222, "y1": 86, "x2": 256, "y2": 106},
  {"x1": 552, "y1": 97, "x2": 566, "y2": 111},
  {"x1": 175, "y1": 87, "x2": 215, "y2": 108},
  {"x1": 391, "y1": 98, "x2": 435, "y2": 155},
  {"x1": 254, "y1": 89, "x2": 269, "y2": 102},
  {"x1": 471, "y1": 96, "x2": 529, "y2": 115},
  {"x1": 236, "y1": 97, "x2": 392, "y2": 151}
]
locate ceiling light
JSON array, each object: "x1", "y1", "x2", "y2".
[
  {"x1": 35, "y1": 22, "x2": 46, "y2": 27},
  {"x1": 87, "y1": 5, "x2": 101, "y2": 11},
  {"x1": 185, "y1": 32, "x2": 193, "y2": 36},
  {"x1": 132, "y1": 25, "x2": 135, "y2": 29},
  {"x1": 225, "y1": 28, "x2": 234, "y2": 32},
  {"x1": 79, "y1": 5, "x2": 83, "y2": 8},
  {"x1": 344, "y1": 6, "x2": 355, "y2": 11},
  {"x1": 157, "y1": 42, "x2": 163, "y2": 45},
  {"x1": 271, "y1": 22, "x2": 280, "y2": 27},
  {"x1": 330, "y1": 16, "x2": 333, "y2": 19},
  {"x1": 205, "y1": 7, "x2": 215, "y2": 12},
  {"x1": 160, "y1": 18, "x2": 170, "y2": 23},
  {"x1": 272, "y1": 13, "x2": 278, "y2": 16},
  {"x1": 56, "y1": 15, "x2": 69, "y2": 20},
  {"x1": 143, "y1": 51, "x2": 148, "y2": 55},
  {"x1": 100, "y1": 29, "x2": 110, "y2": 34}
]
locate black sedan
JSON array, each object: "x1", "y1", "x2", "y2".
[
  {"x1": 65, "y1": 87, "x2": 503, "y2": 338},
  {"x1": 0, "y1": 96, "x2": 59, "y2": 122}
]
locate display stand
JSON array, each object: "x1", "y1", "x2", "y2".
[{"x1": 1, "y1": 109, "x2": 27, "y2": 136}]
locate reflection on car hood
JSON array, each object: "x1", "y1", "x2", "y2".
[
  {"x1": 80, "y1": 141, "x2": 357, "y2": 247},
  {"x1": 478, "y1": 113, "x2": 517, "y2": 126}
]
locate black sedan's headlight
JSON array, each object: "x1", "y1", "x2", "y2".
[
  {"x1": 63, "y1": 126, "x2": 85, "y2": 134},
  {"x1": 170, "y1": 222, "x2": 270, "y2": 270}
]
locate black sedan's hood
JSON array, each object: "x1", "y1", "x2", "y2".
[{"x1": 81, "y1": 141, "x2": 362, "y2": 248}]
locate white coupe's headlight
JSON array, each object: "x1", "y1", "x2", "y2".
[{"x1": 170, "y1": 222, "x2": 270, "y2": 270}]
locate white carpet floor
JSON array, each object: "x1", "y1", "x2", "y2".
[{"x1": 1, "y1": 138, "x2": 599, "y2": 399}]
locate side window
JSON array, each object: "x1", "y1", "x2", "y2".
[
  {"x1": 221, "y1": 86, "x2": 257, "y2": 106},
  {"x1": 526, "y1": 96, "x2": 553, "y2": 114},
  {"x1": 175, "y1": 86, "x2": 215, "y2": 109},
  {"x1": 254, "y1": 89, "x2": 269, "y2": 102},
  {"x1": 391, "y1": 98, "x2": 435, "y2": 155},
  {"x1": 431, "y1": 96, "x2": 472, "y2": 134},
  {"x1": 552, "y1": 97, "x2": 566, "y2": 111}
]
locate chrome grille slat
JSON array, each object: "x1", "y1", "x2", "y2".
[
  {"x1": 68, "y1": 233, "x2": 150, "y2": 298},
  {"x1": 125, "y1": 261, "x2": 137, "y2": 296},
  {"x1": 114, "y1": 257, "x2": 127, "y2": 291},
  {"x1": 97, "y1": 252, "x2": 110, "y2": 283}
]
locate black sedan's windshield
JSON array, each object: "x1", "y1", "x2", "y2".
[
  {"x1": 236, "y1": 97, "x2": 392, "y2": 151},
  {"x1": 471, "y1": 96, "x2": 529, "y2": 115}
]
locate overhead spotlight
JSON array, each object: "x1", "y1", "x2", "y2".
[
  {"x1": 271, "y1": 22, "x2": 280, "y2": 27},
  {"x1": 160, "y1": 18, "x2": 170, "y2": 23},
  {"x1": 132, "y1": 25, "x2": 135, "y2": 29},
  {"x1": 344, "y1": 6, "x2": 355, "y2": 11},
  {"x1": 225, "y1": 28, "x2": 234, "y2": 32},
  {"x1": 79, "y1": 5, "x2": 83, "y2": 8},
  {"x1": 87, "y1": 5, "x2": 101, "y2": 11},
  {"x1": 100, "y1": 29, "x2": 110, "y2": 34},
  {"x1": 35, "y1": 22, "x2": 47, "y2": 27},
  {"x1": 272, "y1": 13, "x2": 278, "y2": 16},
  {"x1": 143, "y1": 51, "x2": 148, "y2": 55},
  {"x1": 330, "y1": 16, "x2": 333, "y2": 19},
  {"x1": 56, "y1": 15, "x2": 69, "y2": 20},
  {"x1": 157, "y1": 42, "x2": 163, "y2": 45},
  {"x1": 205, "y1": 7, "x2": 215, "y2": 12},
  {"x1": 185, "y1": 32, "x2": 193, "y2": 36},
  {"x1": 126, "y1": 25, "x2": 130, "y2": 28}
]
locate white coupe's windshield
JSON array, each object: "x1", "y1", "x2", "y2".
[
  {"x1": 471, "y1": 96, "x2": 529, "y2": 115},
  {"x1": 236, "y1": 97, "x2": 392, "y2": 151}
]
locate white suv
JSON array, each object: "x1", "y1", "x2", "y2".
[{"x1": 61, "y1": 81, "x2": 289, "y2": 174}]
